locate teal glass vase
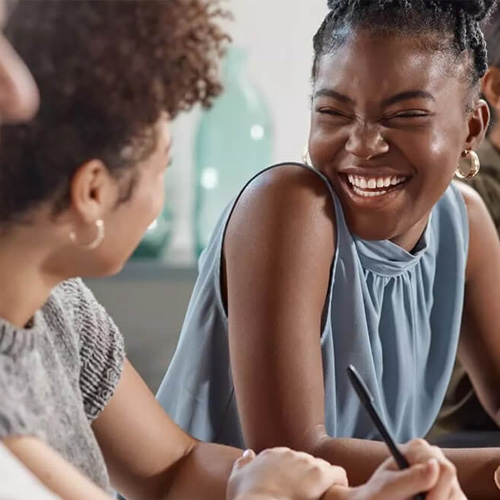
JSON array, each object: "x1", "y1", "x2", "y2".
[{"x1": 194, "y1": 46, "x2": 273, "y2": 256}]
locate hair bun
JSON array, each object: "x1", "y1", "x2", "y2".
[{"x1": 443, "y1": 0, "x2": 498, "y2": 21}]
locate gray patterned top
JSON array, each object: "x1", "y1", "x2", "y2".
[{"x1": 0, "y1": 278, "x2": 125, "y2": 492}]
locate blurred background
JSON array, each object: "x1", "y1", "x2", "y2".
[{"x1": 85, "y1": 0, "x2": 329, "y2": 392}]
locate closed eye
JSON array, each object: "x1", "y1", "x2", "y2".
[
  {"x1": 317, "y1": 108, "x2": 353, "y2": 119},
  {"x1": 386, "y1": 110, "x2": 432, "y2": 119},
  {"x1": 382, "y1": 110, "x2": 434, "y2": 128}
]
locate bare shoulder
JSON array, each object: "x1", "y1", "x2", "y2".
[
  {"x1": 228, "y1": 164, "x2": 336, "y2": 234},
  {"x1": 454, "y1": 180, "x2": 486, "y2": 218},
  {"x1": 224, "y1": 163, "x2": 336, "y2": 276}
]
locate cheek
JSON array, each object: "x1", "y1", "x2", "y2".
[
  {"x1": 308, "y1": 123, "x2": 345, "y2": 165},
  {"x1": 396, "y1": 127, "x2": 462, "y2": 181},
  {"x1": 121, "y1": 177, "x2": 165, "y2": 236},
  {"x1": 139, "y1": 180, "x2": 165, "y2": 223}
]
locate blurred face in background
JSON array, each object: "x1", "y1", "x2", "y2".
[{"x1": 0, "y1": 0, "x2": 39, "y2": 124}]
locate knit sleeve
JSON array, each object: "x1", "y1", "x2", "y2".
[
  {"x1": 62, "y1": 279, "x2": 126, "y2": 422},
  {"x1": 0, "y1": 366, "x2": 33, "y2": 438}
]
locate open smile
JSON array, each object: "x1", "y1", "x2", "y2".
[
  {"x1": 347, "y1": 174, "x2": 408, "y2": 197},
  {"x1": 338, "y1": 173, "x2": 411, "y2": 206}
]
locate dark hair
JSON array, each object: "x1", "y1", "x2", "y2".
[
  {"x1": 312, "y1": 0, "x2": 497, "y2": 95},
  {"x1": 482, "y1": 2, "x2": 500, "y2": 67},
  {"x1": 0, "y1": 0, "x2": 229, "y2": 225}
]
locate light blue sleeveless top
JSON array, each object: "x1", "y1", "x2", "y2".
[{"x1": 157, "y1": 163, "x2": 468, "y2": 447}]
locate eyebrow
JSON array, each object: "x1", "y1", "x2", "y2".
[
  {"x1": 381, "y1": 90, "x2": 435, "y2": 107},
  {"x1": 314, "y1": 89, "x2": 355, "y2": 104},
  {"x1": 314, "y1": 88, "x2": 435, "y2": 107}
]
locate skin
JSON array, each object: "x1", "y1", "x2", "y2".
[
  {"x1": 0, "y1": 0, "x2": 39, "y2": 123},
  {"x1": 224, "y1": 30, "x2": 500, "y2": 499},
  {"x1": 0, "y1": 7, "x2": 466, "y2": 500}
]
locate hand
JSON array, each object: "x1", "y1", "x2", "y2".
[
  {"x1": 325, "y1": 439, "x2": 465, "y2": 500},
  {"x1": 399, "y1": 439, "x2": 466, "y2": 500},
  {"x1": 226, "y1": 447, "x2": 348, "y2": 500}
]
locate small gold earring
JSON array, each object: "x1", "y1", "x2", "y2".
[
  {"x1": 69, "y1": 219, "x2": 105, "y2": 251},
  {"x1": 456, "y1": 150, "x2": 480, "y2": 180}
]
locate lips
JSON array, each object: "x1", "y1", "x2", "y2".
[{"x1": 329, "y1": 169, "x2": 411, "y2": 208}]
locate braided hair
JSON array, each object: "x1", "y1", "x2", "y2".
[
  {"x1": 313, "y1": 0, "x2": 497, "y2": 92},
  {"x1": 482, "y1": 4, "x2": 500, "y2": 67}
]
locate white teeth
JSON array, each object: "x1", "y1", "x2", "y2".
[
  {"x1": 352, "y1": 186, "x2": 388, "y2": 197},
  {"x1": 347, "y1": 174, "x2": 407, "y2": 191}
]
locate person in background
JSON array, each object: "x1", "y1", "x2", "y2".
[
  {"x1": 430, "y1": 2, "x2": 500, "y2": 444},
  {"x1": 158, "y1": 0, "x2": 500, "y2": 497},
  {"x1": 0, "y1": 1, "x2": 460, "y2": 500},
  {"x1": 0, "y1": 0, "x2": 63, "y2": 498}
]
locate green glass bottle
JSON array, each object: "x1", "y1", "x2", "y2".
[{"x1": 194, "y1": 46, "x2": 273, "y2": 256}]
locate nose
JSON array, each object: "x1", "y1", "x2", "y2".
[
  {"x1": 0, "y1": 34, "x2": 39, "y2": 124},
  {"x1": 345, "y1": 120, "x2": 389, "y2": 160}
]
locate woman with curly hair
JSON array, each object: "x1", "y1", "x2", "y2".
[
  {"x1": 0, "y1": 1, "x2": 348, "y2": 499},
  {"x1": 159, "y1": 0, "x2": 500, "y2": 497},
  {"x1": 0, "y1": 1, "x2": 461, "y2": 499}
]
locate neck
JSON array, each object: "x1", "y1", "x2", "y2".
[
  {"x1": 0, "y1": 230, "x2": 61, "y2": 328},
  {"x1": 390, "y1": 214, "x2": 430, "y2": 253}
]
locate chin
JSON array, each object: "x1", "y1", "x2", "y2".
[
  {"x1": 344, "y1": 212, "x2": 403, "y2": 242},
  {"x1": 101, "y1": 259, "x2": 128, "y2": 277},
  {"x1": 81, "y1": 255, "x2": 129, "y2": 279}
]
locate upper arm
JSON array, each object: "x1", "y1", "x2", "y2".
[
  {"x1": 92, "y1": 359, "x2": 197, "y2": 500},
  {"x1": 224, "y1": 165, "x2": 336, "y2": 452},
  {"x1": 455, "y1": 182, "x2": 500, "y2": 420}
]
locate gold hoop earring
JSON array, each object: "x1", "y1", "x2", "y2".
[
  {"x1": 456, "y1": 150, "x2": 480, "y2": 180},
  {"x1": 69, "y1": 219, "x2": 105, "y2": 251},
  {"x1": 302, "y1": 145, "x2": 311, "y2": 166}
]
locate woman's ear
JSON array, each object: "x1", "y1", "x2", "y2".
[
  {"x1": 482, "y1": 67, "x2": 500, "y2": 111},
  {"x1": 69, "y1": 159, "x2": 118, "y2": 224},
  {"x1": 464, "y1": 98, "x2": 490, "y2": 151}
]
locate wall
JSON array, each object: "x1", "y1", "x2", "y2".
[{"x1": 167, "y1": 0, "x2": 328, "y2": 263}]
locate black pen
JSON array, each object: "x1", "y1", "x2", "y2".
[{"x1": 347, "y1": 364, "x2": 426, "y2": 500}]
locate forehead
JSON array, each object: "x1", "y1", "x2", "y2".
[{"x1": 314, "y1": 32, "x2": 464, "y2": 104}]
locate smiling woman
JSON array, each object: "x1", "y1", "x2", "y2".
[
  {"x1": 158, "y1": 0, "x2": 500, "y2": 498},
  {"x1": 309, "y1": 31, "x2": 486, "y2": 247}
]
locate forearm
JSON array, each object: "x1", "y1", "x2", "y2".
[
  {"x1": 165, "y1": 442, "x2": 241, "y2": 500},
  {"x1": 444, "y1": 447, "x2": 500, "y2": 499},
  {"x1": 312, "y1": 436, "x2": 389, "y2": 486},
  {"x1": 313, "y1": 437, "x2": 500, "y2": 499}
]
